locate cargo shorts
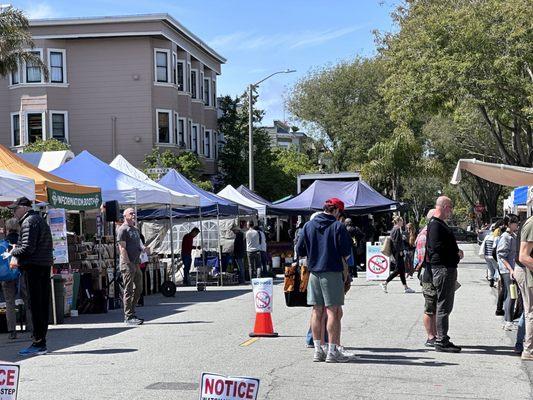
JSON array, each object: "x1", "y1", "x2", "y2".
[{"x1": 421, "y1": 281, "x2": 437, "y2": 315}]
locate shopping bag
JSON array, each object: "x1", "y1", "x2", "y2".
[
  {"x1": 284, "y1": 263, "x2": 310, "y2": 307},
  {"x1": 0, "y1": 240, "x2": 20, "y2": 282},
  {"x1": 381, "y1": 237, "x2": 392, "y2": 257}
]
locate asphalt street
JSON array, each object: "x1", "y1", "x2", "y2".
[{"x1": 1, "y1": 251, "x2": 532, "y2": 400}]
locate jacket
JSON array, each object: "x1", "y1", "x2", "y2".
[
  {"x1": 426, "y1": 217, "x2": 460, "y2": 268},
  {"x1": 11, "y1": 210, "x2": 54, "y2": 268},
  {"x1": 496, "y1": 231, "x2": 516, "y2": 272},
  {"x1": 233, "y1": 230, "x2": 245, "y2": 258},
  {"x1": 296, "y1": 213, "x2": 352, "y2": 273}
]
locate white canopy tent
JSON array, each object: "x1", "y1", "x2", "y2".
[
  {"x1": 217, "y1": 184, "x2": 267, "y2": 217},
  {"x1": 0, "y1": 169, "x2": 36, "y2": 202},
  {"x1": 19, "y1": 150, "x2": 75, "y2": 172},
  {"x1": 451, "y1": 159, "x2": 533, "y2": 187}
]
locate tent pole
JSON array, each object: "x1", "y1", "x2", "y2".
[
  {"x1": 216, "y1": 204, "x2": 223, "y2": 287},
  {"x1": 276, "y1": 216, "x2": 280, "y2": 242},
  {"x1": 198, "y1": 206, "x2": 205, "y2": 288},
  {"x1": 169, "y1": 204, "x2": 175, "y2": 284}
]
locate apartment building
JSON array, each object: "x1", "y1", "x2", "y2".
[
  {"x1": 263, "y1": 120, "x2": 307, "y2": 152},
  {"x1": 0, "y1": 14, "x2": 226, "y2": 176}
]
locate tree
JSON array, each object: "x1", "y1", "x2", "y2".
[
  {"x1": 217, "y1": 91, "x2": 281, "y2": 199},
  {"x1": 0, "y1": 6, "x2": 48, "y2": 79},
  {"x1": 142, "y1": 148, "x2": 212, "y2": 190},
  {"x1": 24, "y1": 138, "x2": 70, "y2": 152},
  {"x1": 380, "y1": 0, "x2": 533, "y2": 167},
  {"x1": 270, "y1": 146, "x2": 316, "y2": 199},
  {"x1": 287, "y1": 57, "x2": 394, "y2": 171}
]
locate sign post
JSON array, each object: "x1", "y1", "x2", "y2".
[
  {"x1": 366, "y1": 242, "x2": 390, "y2": 281},
  {"x1": 0, "y1": 363, "x2": 20, "y2": 400}
]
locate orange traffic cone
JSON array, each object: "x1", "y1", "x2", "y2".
[{"x1": 249, "y1": 312, "x2": 278, "y2": 337}]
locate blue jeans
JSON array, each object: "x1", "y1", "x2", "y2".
[
  {"x1": 485, "y1": 257, "x2": 498, "y2": 280},
  {"x1": 182, "y1": 255, "x2": 192, "y2": 285},
  {"x1": 516, "y1": 313, "x2": 525, "y2": 351},
  {"x1": 235, "y1": 257, "x2": 245, "y2": 284},
  {"x1": 306, "y1": 325, "x2": 329, "y2": 345}
]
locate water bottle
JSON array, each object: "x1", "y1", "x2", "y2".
[{"x1": 510, "y1": 281, "x2": 518, "y2": 300}]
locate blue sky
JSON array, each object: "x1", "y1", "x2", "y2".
[{"x1": 10, "y1": 0, "x2": 399, "y2": 126}]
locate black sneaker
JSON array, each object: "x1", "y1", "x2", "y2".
[
  {"x1": 435, "y1": 341, "x2": 461, "y2": 353},
  {"x1": 489, "y1": 279, "x2": 495, "y2": 287},
  {"x1": 495, "y1": 310, "x2": 505, "y2": 316},
  {"x1": 425, "y1": 337, "x2": 436, "y2": 347}
]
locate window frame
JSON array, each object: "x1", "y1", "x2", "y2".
[
  {"x1": 203, "y1": 77, "x2": 211, "y2": 107},
  {"x1": 177, "y1": 59, "x2": 185, "y2": 91},
  {"x1": 49, "y1": 110, "x2": 69, "y2": 142},
  {"x1": 200, "y1": 71, "x2": 204, "y2": 102},
  {"x1": 212, "y1": 79, "x2": 216, "y2": 108},
  {"x1": 25, "y1": 111, "x2": 47, "y2": 144},
  {"x1": 24, "y1": 48, "x2": 44, "y2": 84},
  {"x1": 178, "y1": 117, "x2": 186, "y2": 147},
  {"x1": 204, "y1": 128, "x2": 212, "y2": 158},
  {"x1": 10, "y1": 112, "x2": 21, "y2": 147},
  {"x1": 187, "y1": 119, "x2": 192, "y2": 149},
  {"x1": 191, "y1": 68, "x2": 198, "y2": 99},
  {"x1": 171, "y1": 52, "x2": 177, "y2": 85},
  {"x1": 154, "y1": 48, "x2": 171, "y2": 83},
  {"x1": 187, "y1": 61, "x2": 192, "y2": 93},
  {"x1": 156, "y1": 108, "x2": 173, "y2": 144},
  {"x1": 10, "y1": 65, "x2": 20, "y2": 85},
  {"x1": 47, "y1": 48, "x2": 67, "y2": 84},
  {"x1": 191, "y1": 123, "x2": 199, "y2": 153}
]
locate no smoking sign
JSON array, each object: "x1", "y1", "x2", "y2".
[
  {"x1": 255, "y1": 290, "x2": 271, "y2": 309},
  {"x1": 368, "y1": 254, "x2": 388, "y2": 275}
]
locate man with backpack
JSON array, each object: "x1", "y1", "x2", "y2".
[{"x1": 516, "y1": 215, "x2": 533, "y2": 361}]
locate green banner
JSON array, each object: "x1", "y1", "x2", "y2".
[{"x1": 47, "y1": 188, "x2": 102, "y2": 211}]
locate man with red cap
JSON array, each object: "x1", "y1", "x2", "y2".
[{"x1": 296, "y1": 198, "x2": 353, "y2": 363}]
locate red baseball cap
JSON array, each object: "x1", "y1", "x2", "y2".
[{"x1": 324, "y1": 197, "x2": 345, "y2": 212}]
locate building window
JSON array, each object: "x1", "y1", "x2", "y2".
[
  {"x1": 11, "y1": 113, "x2": 20, "y2": 147},
  {"x1": 192, "y1": 124, "x2": 198, "y2": 153},
  {"x1": 204, "y1": 78, "x2": 211, "y2": 106},
  {"x1": 25, "y1": 50, "x2": 43, "y2": 83},
  {"x1": 10, "y1": 67, "x2": 20, "y2": 85},
  {"x1": 200, "y1": 72, "x2": 204, "y2": 101},
  {"x1": 177, "y1": 61, "x2": 185, "y2": 91},
  {"x1": 214, "y1": 132, "x2": 218, "y2": 159},
  {"x1": 178, "y1": 118, "x2": 185, "y2": 147},
  {"x1": 187, "y1": 120, "x2": 192, "y2": 149},
  {"x1": 204, "y1": 129, "x2": 211, "y2": 157},
  {"x1": 155, "y1": 50, "x2": 169, "y2": 83},
  {"x1": 50, "y1": 111, "x2": 68, "y2": 141},
  {"x1": 156, "y1": 109, "x2": 172, "y2": 144},
  {"x1": 172, "y1": 53, "x2": 177, "y2": 84},
  {"x1": 27, "y1": 113, "x2": 45, "y2": 143},
  {"x1": 212, "y1": 80, "x2": 216, "y2": 107},
  {"x1": 191, "y1": 70, "x2": 198, "y2": 99},
  {"x1": 49, "y1": 49, "x2": 66, "y2": 83},
  {"x1": 187, "y1": 62, "x2": 191, "y2": 92}
]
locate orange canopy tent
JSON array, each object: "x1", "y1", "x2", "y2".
[{"x1": 0, "y1": 144, "x2": 101, "y2": 210}]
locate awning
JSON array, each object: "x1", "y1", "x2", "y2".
[
  {"x1": 0, "y1": 145, "x2": 101, "y2": 210},
  {"x1": 451, "y1": 159, "x2": 533, "y2": 187}
]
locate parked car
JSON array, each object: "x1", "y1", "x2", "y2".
[{"x1": 449, "y1": 226, "x2": 478, "y2": 243}]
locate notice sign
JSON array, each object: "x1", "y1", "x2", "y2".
[
  {"x1": 366, "y1": 242, "x2": 390, "y2": 281},
  {"x1": 200, "y1": 372, "x2": 260, "y2": 400},
  {"x1": 0, "y1": 363, "x2": 19, "y2": 400},
  {"x1": 251, "y1": 278, "x2": 273, "y2": 314},
  {"x1": 47, "y1": 208, "x2": 69, "y2": 265}
]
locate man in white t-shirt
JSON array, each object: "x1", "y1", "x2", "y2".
[{"x1": 246, "y1": 221, "x2": 261, "y2": 279}]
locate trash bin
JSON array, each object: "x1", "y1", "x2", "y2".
[{"x1": 49, "y1": 275, "x2": 65, "y2": 325}]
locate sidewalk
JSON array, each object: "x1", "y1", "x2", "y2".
[{"x1": 1, "y1": 258, "x2": 532, "y2": 399}]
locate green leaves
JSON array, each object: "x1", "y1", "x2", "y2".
[{"x1": 23, "y1": 138, "x2": 70, "y2": 152}]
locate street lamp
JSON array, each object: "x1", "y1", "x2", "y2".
[{"x1": 248, "y1": 69, "x2": 296, "y2": 191}]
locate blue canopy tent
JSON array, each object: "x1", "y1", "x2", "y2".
[
  {"x1": 513, "y1": 186, "x2": 529, "y2": 206},
  {"x1": 274, "y1": 180, "x2": 400, "y2": 215},
  {"x1": 137, "y1": 170, "x2": 255, "y2": 219}
]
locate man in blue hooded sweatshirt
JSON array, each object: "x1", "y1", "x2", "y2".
[{"x1": 297, "y1": 198, "x2": 353, "y2": 363}]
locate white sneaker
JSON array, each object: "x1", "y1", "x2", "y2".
[
  {"x1": 313, "y1": 348, "x2": 326, "y2": 362},
  {"x1": 381, "y1": 282, "x2": 388, "y2": 293},
  {"x1": 325, "y1": 349, "x2": 350, "y2": 363},
  {"x1": 503, "y1": 322, "x2": 515, "y2": 331},
  {"x1": 338, "y1": 346, "x2": 355, "y2": 358},
  {"x1": 404, "y1": 287, "x2": 416, "y2": 294}
]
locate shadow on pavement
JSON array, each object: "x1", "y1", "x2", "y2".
[
  {"x1": 352, "y1": 354, "x2": 458, "y2": 367},
  {"x1": 48, "y1": 348, "x2": 137, "y2": 355},
  {"x1": 0, "y1": 287, "x2": 249, "y2": 362},
  {"x1": 348, "y1": 347, "x2": 429, "y2": 353}
]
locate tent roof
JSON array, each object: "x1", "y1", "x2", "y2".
[
  {"x1": 137, "y1": 169, "x2": 256, "y2": 220},
  {"x1": 19, "y1": 150, "x2": 75, "y2": 172},
  {"x1": 236, "y1": 185, "x2": 272, "y2": 205},
  {"x1": 217, "y1": 185, "x2": 291, "y2": 216},
  {"x1": 0, "y1": 169, "x2": 36, "y2": 202},
  {"x1": 0, "y1": 145, "x2": 101, "y2": 209},
  {"x1": 274, "y1": 180, "x2": 399, "y2": 215},
  {"x1": 109, "y1": 155, "x2": 199, "y2": 207},
  {"x1": 451, "y1": 159, "x2": 533, "y2": 187},
  {"x1": 52, "y1": 151, "x2": 199, "y2": 207}
]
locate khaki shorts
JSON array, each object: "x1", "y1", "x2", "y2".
[
  {"x1": 307, "y1": 271, "x2": 344, "y2": 307},
  {"x1": 421, "y1": 281, "x2": 437, "y2": 315}
]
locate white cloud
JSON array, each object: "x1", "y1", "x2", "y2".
[
  {"x1": 208, "y1": 26, "x2": 363, "y2": 52},
  {"x1": 25, "y1": 2, "x2": 55, "y2": 19}
]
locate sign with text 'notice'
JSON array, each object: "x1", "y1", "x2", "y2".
[
  {"x1": 200, "y1": 372, "x2": 259, "y2": 400},
  {"x1": 0, "y1": 363, "x2": 20, "y2": 400}
]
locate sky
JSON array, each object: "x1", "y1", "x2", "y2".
[{"x1": 9, "y1": 0, "x2": 399, "y2": 126}]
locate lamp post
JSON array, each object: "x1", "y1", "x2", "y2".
[{"x1": 248, "y1": 69, "x2": 296, "y2": 191}]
